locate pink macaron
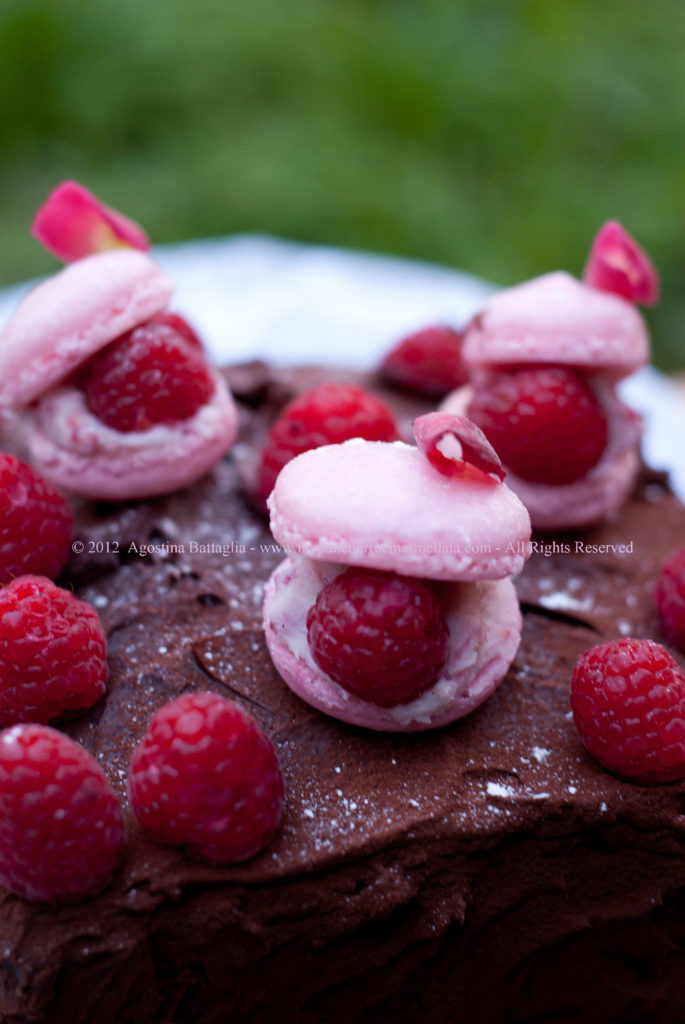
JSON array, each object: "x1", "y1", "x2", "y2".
[
  {"x1": 453, "y1": 271, "x2": 650, "y2": 530},
  {"x1": 264, "y1": 414, "x2": 531, "y2": 731},
  {"x1": 0, "y1": 251, "x2": 173, "y2": 408},
  {"x1": 0, "y1": 250, "x2": 237, "y2": 500},
  {"x1": 463, "y1": 271, "x2": 649, "y2": 379},
  {"x1": 267, "y1": 438, "x2": 531, "y2": 581}
]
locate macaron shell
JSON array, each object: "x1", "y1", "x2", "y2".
[
  {"x1": 263, "y1": 556, "x2": 522, "y2": 732},
  {"x1": 464, "y1": 271, "x2": 649, "y2": 377},
  {"x1": 507, "y1": 448, "x2": 640, "y2": 531},
  {"x1": 268, "y1": 440, "x2": 531, "y2": 581},
  {"x1": 27, "y1": 371, "x2": 237, "y2": 500},
  {"x1": 0, "y1": 250, "x2": 174, "y2": 408}
]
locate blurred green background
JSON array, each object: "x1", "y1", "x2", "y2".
[{"x1": 1, "y1": 0, "x2": 683, "y2": 369}]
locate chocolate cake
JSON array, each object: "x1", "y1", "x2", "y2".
[{"x1": 2, "y1": 363, "x2": 685, "y2": 1024}]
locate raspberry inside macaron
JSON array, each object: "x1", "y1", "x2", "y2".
[
  {"x1": 306, "y1": 568, "x2": 449, "y2": 707},
  {"x1": 467, "y1": 365, "x2": 609, "y2": 485},
  {"x1": 84, "y1": 316, "x2": 215, "y2": 433}
]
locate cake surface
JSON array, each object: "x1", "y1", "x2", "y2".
[{"x1": 2, "y1": 364, "x2": 685, "y2": 1024}]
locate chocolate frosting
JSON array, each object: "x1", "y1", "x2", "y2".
[{"x1": 1, "y1": 364, "x2": 685, "y2": 1024}]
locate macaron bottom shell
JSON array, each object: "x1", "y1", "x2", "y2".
[
  {"x1": 263, "y1": 556, "x2": 522, "y2": 732},
  {"x1": 27, "y1": 371, "x2": 238, "y2": 501},
  {"x1": 504, "y1": 448, "x2": 640, "y2": 532}
]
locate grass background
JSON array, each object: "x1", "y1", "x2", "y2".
[{"x1": 1, "y1": 0, "x2": 683, "y2": 369}]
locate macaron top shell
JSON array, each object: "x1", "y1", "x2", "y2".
[
  {"x1": 268, "y1": 439, "x2": 531, "y2": 581},
  {"x1": 0, "y1": 250, "x2": 174, "y2": 408},
  {"x1": 463, "y1": 271, "x2": 649, "y2": 377}
]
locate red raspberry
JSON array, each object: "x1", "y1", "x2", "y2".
[
  {"x1": 0, "y1": 453, "x2": 72, "y2": 585},
  {"x1": 0, "y1": 723, "x2": 124, "y2": 902},
  {"x1": 0, "y1": 575, "x2": 107, "y2": 727},
  {"x1": 570, "y1": 638, "x2": 685, "y2": 784},
  {"x1": 257, "y1": 383, "x2": 400, "y2": 505},
  {"x1": 128, "y1": 692, "x2": 285, "y2": 864},
  {"x1": 147, "y1": 310, "x2": 204, "y2": 349},
  {"x1": 380, "y1": 324, "x2": 468, "y2": 397},
  {"x1": 306, "y1": 568, "x2": 449, "y2": 707},
  {"x1": 655, "y1": 547, "x2": 685, "y2": 652},
  {"x1": 84, "y1": 318, "x2": 214, "y2": 432},
  {"x1": 467, "y1": 366, "x2": 608, "y2": 485}
]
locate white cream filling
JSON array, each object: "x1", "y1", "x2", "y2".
[{"x1": 31, "y1": 370, "x2": 232, "y2": 457}]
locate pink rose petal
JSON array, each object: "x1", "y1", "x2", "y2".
[
  {"x1": 583, "y1": 220, "x2": 660, "y2": 306},
  {"x1": 31, "y1": 181, "x2": 150, "y2": 262},
  {"x1": 413, "y1": 412, "x2": 504, "y2": 483}
]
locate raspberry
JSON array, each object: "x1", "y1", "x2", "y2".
[
  {"x1": 147, "y1": 310, "x2": 204, "y2": 349},
  {"x1": 0, "y1": 723, "x2": 124, "y2": 902},
  {"x1": 84, "y1": 318, "x2": 214, "y2": 432},
  {"x1": 128, "y1": 692, "x2": 285, "y2": 864},
  {"x1": 380, "y1": 325, "x2": 468, "y2": 397},
  {"x1": 257, "y1": 383, "x2": 400, "y2": 505},
  {"x1": 570, "y1": 638, "x2": 685, "y2": 784},
  {"x1": 0, "y1": 453, "x2": 73, "y2": 585},
  {"x1": 306, "y1": 568, "x2": 449, "y2": 707},
  {"x1": 655, "y1": 547, "x2": 685, "y2": 652},
  {"x1": 0, "y1": 575, "x2": 107, "y2": 727},
  {"x1": 467, "y1": 366, "x2": 608, "y2": 485}
]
